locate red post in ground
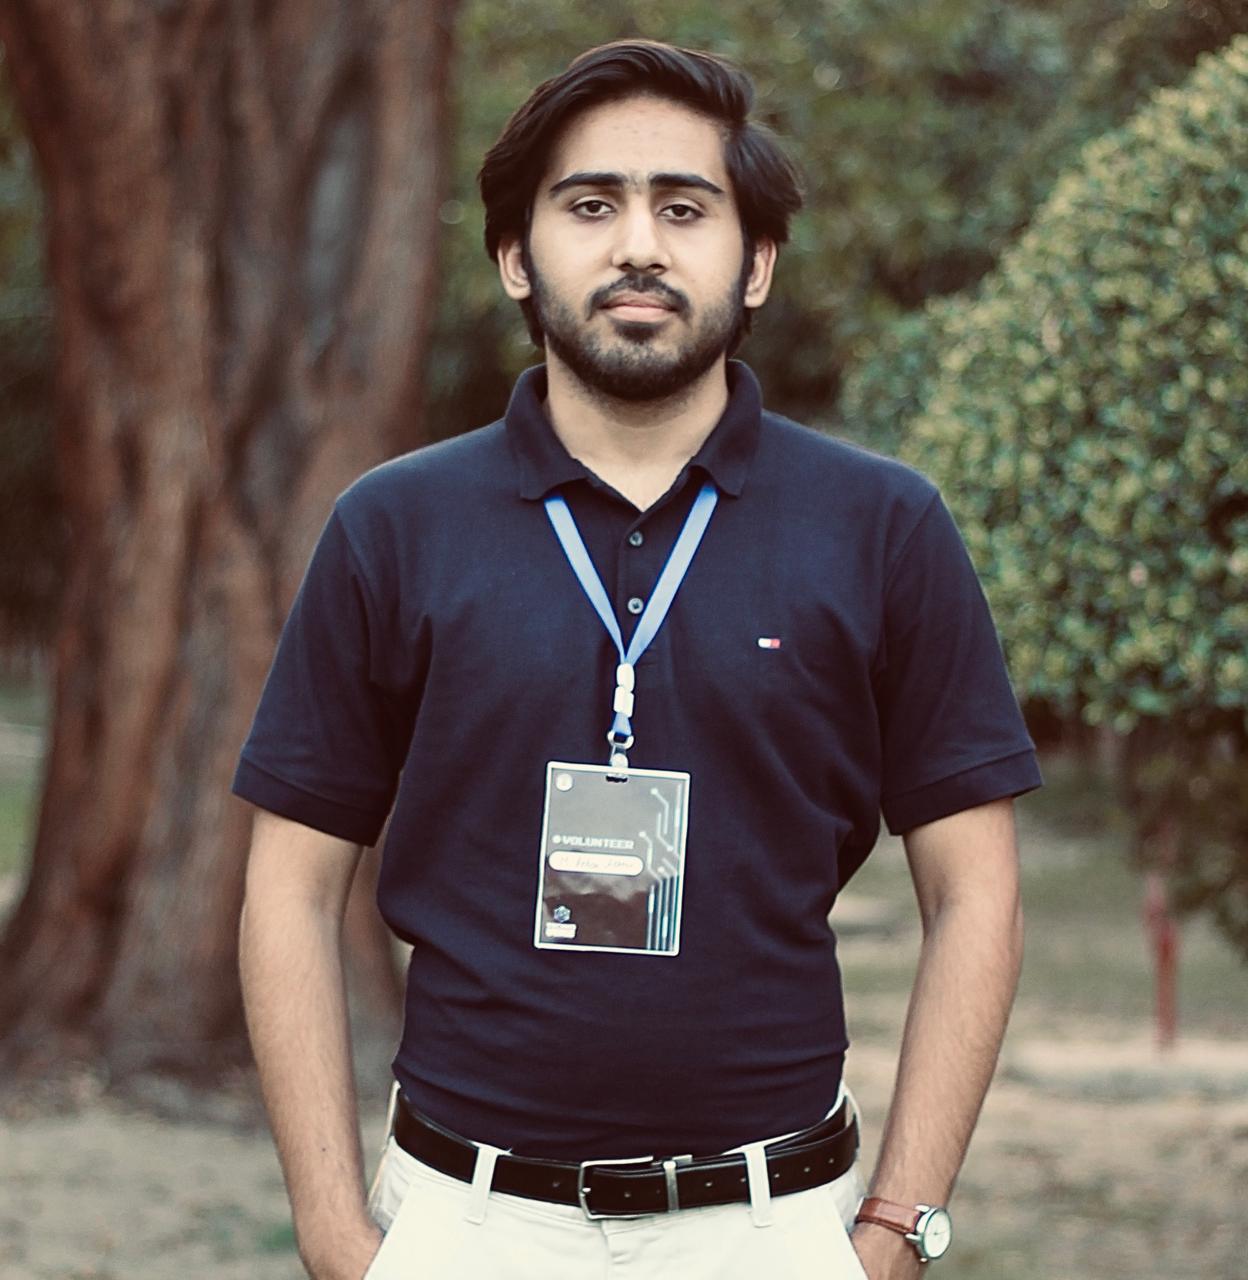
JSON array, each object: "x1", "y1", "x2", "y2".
[{"x1": 1143, "y1": 865, "x2": 1179, "y2": 1052}]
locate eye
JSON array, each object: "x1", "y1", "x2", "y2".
[
  {"x1": 663, "y1": 202, "x2": 703, "y2": 222},
  {"x1": 571, "y1": 198, "x2": 613, "y2": 218}
]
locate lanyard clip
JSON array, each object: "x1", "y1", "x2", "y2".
[{"x1": 607, "y1": 727, "x2": 634, "y2": 772}]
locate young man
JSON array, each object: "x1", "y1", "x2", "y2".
[{"x1": 235, "y1": 40, "x2": 1041, "y2": 1280}]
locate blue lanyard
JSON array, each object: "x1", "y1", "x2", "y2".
[{"x1": 544, "y1": 480, "x2": 719, "y2": 763}]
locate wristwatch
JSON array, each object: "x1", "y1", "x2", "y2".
[{"x1": 855, "y1": 1197, "x2": 953, "y2": 1263}]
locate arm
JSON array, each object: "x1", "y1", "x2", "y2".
[
  {"x1": 239, "y1": 809, "x2": 383, "y2": 1280},
  {"x1": 851, "y1": 797, "x2": 1024, "y2": 1280}
]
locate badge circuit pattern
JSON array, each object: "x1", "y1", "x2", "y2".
[{"x1": 535, "y1": 763, "x2": 689, "y2": 956}]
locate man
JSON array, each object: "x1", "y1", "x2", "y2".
[{"x1": 235, "y1": 40, "x2": 1041, "y2": 1280}]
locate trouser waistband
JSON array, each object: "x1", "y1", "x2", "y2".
[{"x1": 392, "y1": 1093, "x2": 860, "y2": 1220}]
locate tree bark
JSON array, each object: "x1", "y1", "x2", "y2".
[{"x1": 0, "y1": 0, "x2": 457, "y2": 1080}]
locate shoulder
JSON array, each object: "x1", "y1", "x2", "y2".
[
  {"x1": 340, "y1": 420, "x2": 510, "y2": 512},
  {"x1": 761, "y1": 412, "x2": 935, "y2": 497},
  {"x1": 757, "y1": 411, "x2": 940, "y2": 541},
  {"x1": 312, "y1": 420, "x2": 511, "y2": 588},
  {"x1": 331, "y1": 419, "x2": 508, "y2": 538}
]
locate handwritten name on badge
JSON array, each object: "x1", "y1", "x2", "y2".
[{"x1": 549, "y1": 850, "x2": 644, "y2": 877}]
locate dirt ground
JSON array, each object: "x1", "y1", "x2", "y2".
[{"x1": 2, "y1": 1027, "x2": 1245, "y2": 1280}]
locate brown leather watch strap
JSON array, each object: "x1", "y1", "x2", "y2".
[{"x1": 855, "y1": 1197, "x2": 922, "y2": 1236}]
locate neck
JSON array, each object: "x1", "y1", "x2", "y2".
[{"x1": 543, "y1": 353, "x2": 729, "y2": 509}]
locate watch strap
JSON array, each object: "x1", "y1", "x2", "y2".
[{"x1": 855, "y1": 1197, "x2": 922, "y2": 1236}]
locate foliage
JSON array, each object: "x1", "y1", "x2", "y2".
[
  {"x1": 902, "y1": 37, "x2": 1248, "y2": 954},
  {"x1": 841, "y1": 0, "x2": 1248, "y2": 454},
  {"x1": 988, "y1": 0, "x2": 1248, "y2": 252},
  {"x1": 431, "y1": 0, "x2": 1143, "y2": 437},
  {"x1": 0, "y1": 59, "x2": 59, "y2": 653},
  {"x1": 837, "y1": 304, "x2": 951, "y2": 455}
]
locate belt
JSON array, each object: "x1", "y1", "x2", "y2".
[{"x1": 392, "y1": 1094, "x2": 859, "y2": 1219}]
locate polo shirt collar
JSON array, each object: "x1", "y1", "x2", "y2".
[{"x1": 508, "y1": 360, "x2": 763, "y2": 501}]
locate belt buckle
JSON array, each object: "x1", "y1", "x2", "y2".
[{"x1": 576, "y1": 1154, "x2": 656, "y2": 1220}]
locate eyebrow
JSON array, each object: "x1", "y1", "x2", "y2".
[{"x1": 547, "y1": 170, "x2": 726, "y2": 198}]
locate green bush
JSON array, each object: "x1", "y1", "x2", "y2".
[
  {"x1": 903, "y1": 36, "x2": 1248, "y2": 954},
  {"x1": 840, "y1": 0, "x2": 1248, "y2": 457},
  {"x1": 837, "y1": 305, "x2": 951, "y2": 456}
]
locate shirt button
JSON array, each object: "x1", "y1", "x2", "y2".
[
  {"x1": 627, "y1": 530, "x2": 644, "y2": 548},
  {"x1": 627, "y1": 597, "x2": 645, "y2": 615}
]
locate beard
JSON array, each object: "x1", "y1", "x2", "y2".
[{"x1": 526, "y1": 254, "x2": 748, "y2": 403}]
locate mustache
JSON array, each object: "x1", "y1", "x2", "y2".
[{"x1": 588, "y1": 274, "x2": 690, "y2": 317}]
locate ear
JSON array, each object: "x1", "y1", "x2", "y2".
[
  {"x1": 743, "y1": 238, "x2": 777, "y2": 309},
  {"x1": 497, "y1": 235, "x2": 532, "y2": 301}
]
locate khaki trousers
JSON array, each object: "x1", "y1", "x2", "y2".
[{"x1": 364, "y1": 1102, "x2": 869, "y2": 1280}]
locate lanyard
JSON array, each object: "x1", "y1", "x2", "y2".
[{"x1": 544, "y1": 480, "x2": 718, "y2": 765}]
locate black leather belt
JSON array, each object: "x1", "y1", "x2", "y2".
[{"x1": 393, "y1": 1095, "x2": 859, "y2": 1219}]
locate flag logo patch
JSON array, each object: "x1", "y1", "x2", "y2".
[{"x1": 757, "y1": 637, "x2": 782, "y2": 649}]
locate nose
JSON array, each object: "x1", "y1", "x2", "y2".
[{"x1": 610, "y1": 203, "x2": 670, "y2": 274}]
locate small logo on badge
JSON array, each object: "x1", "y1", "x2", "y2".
[
  {"x1": 555, "y1": 772, "x2": 574, "y2": 792},
  {"x1": 553, "y1": 905, "x2": 572, "y2": 923}
]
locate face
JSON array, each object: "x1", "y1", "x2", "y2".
[{"x1": 498, "y1": 95, "x2": 776, "y2": 402}]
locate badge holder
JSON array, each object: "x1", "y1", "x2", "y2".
[
  {"x1": 535, "y1": 482, "x2": 716, "y2": 959},
  {"x1": 535, "y1": 755, "x2": 689, "y2": 956}
]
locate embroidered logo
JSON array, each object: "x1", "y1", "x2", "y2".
[{"x1": 757, "y1": 637, "x2": 782, "y2": 650}]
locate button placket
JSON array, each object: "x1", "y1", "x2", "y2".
[{"x1": 620, "y1": 520, "x2": 653, "y2": 629}]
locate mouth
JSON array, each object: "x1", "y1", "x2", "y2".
[{"x1": 601, "y1": 296, "x2": 677, "y2": 322}]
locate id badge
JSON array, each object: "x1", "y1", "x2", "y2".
[{"x1": 534, "y1": 761, "x2": 689, "y2": 956}]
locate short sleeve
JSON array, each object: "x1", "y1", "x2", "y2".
[
  {"x1": 877, "y1": 493, "x2": 1042, "y2": 835},
  {"x1": 231, "y1": 508, "x2": 413, "y2": 845}
]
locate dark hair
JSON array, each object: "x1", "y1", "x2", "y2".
[{"x1": 478, "y1": 40, "x2": 804, "y2": 344}]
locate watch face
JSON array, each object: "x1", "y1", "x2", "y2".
[{"x1": 919, "y1": 1207, "x2": 953, "y2": 1259}]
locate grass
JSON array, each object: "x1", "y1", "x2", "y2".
[
  {"x1": 0, "y1": 673, "x2": 44, "y2": 880},
  {"x1": 254, "y1": 1222, "x2": 297, "y2": 1254},
  {"x1": 0, "y1": 767, "x2": 40, "y2": 879},
  {"x1": 839, "y1": 751, "x2": 1247, "y2": 1040},
  {"x1": 0, "y1": 673, "x2": 49, "y2": 726},
  {"x1": 1016, "y1": 757, "x2": 1247, "y2": 1036}
]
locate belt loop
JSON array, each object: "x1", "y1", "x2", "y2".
[
  {"x1": 842, "y1": 1082, "x2": 859, "y2": 1126},
  {"x1": 742, "y1": 1142, "x2": 773, "y2": 1228},
  {"x1": 662, "y1": 1155, "x2": 691, "y2": 1211},
  {"x1": 464, "y1": 1141, "x2": 506, "y2": 1225},
  {"x1": 366, "y1": 1082, "x2": 401, "y2": 1213},
  {"x1": 381, "y1": 1082, "x2": 400, "y2": 1146}
]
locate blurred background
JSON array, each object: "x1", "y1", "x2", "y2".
[{"x1": 0, "y1": 1, "x2": 1245, "y2": 1277}]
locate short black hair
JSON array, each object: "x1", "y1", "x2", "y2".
[{"x1": 478, "y1": 40, "x2": 804, "y2": 345}]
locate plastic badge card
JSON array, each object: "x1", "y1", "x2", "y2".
[{"x1": 535, "y1": 761, "x2": 689, "y2": 956}]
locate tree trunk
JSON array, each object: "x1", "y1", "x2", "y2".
[{"x1": 0, "y1": 0, "x2": 458, "y2": 1081}]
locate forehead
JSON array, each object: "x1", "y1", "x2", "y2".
[{"x1": 542, "y1": 95, "x2": 730, "y2": 188}]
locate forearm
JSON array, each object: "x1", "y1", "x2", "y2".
[
  {"x1": 853, "y1": 881, "x2": 1022, "y2": 1277},
  {"x1": 868, "y1": 893, "x2": 1022, "y2": 1202},
  {"x1": 240, "y1": 887, "x2": 380, "y2": 1277}
]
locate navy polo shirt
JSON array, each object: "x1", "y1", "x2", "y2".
[{"x1": 233, "y1": 361, "x2": 1041, "y2": 1159}]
